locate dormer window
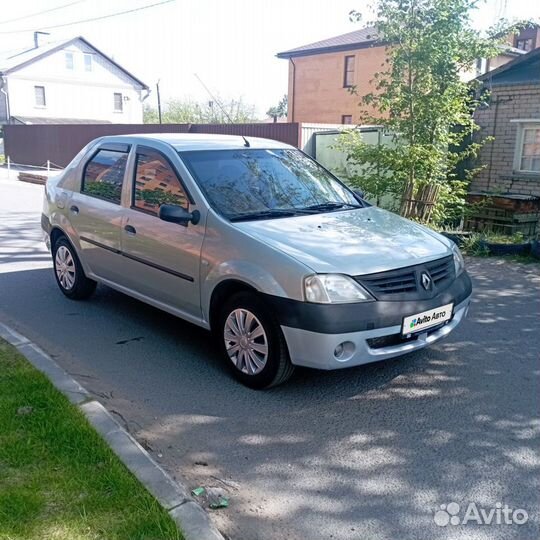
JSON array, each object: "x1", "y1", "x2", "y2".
[{"x1": 65, "y1": 51, "x2": 74, "y2": 70}]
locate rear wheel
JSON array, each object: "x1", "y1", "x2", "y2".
[
  {"x1": 52, "y1": 237, "x2": 96, "y2": 300},
  {"x1": 218, "y1": 292, "x2": 294, "y2": 389}
]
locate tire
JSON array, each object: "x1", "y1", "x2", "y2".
[
  {"x1": 52, "y1": 236, "x2": 96, "y2": 300},
  {"x1": 217, "y1": 291, "x2": 294, "y2": 389}
]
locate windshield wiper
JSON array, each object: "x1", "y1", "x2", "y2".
[
  {"x1": 229, "y1": 209, "x2": 310, "y2": 222},
  {"x1": 303, "y1": 201, "x2": 363, "y2": 212}
]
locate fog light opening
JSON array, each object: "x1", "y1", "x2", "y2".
[{"x1": 333, "y1": 341, "x2": 355, "y2": 362}]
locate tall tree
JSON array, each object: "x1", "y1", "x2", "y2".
[
  {"x1": 341, "y1": 0, "x2": 522, "y2": 224},
  {"x1": 266, "y1": 95, "x2": 288, "y2": 123}
]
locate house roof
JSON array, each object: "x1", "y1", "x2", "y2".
[
  {"x1": 0, "y1": 36, "x2": 148, "y2": 90},
  {"x1": 477, "y1": 47, "x2": 540, "y2": 84},
  {"x1": 11, "y1": 116, "x2": 112, "y2": 125},
  {"x1": 277, "y1": 26, "x2": 381, "y2": 59}
]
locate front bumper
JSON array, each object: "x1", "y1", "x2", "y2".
[
  {"x1": 281, "y1": 296, "x2": 470, "y2": 369},
  {"x1": 266, "y1": 270, "x2": 472, "y2": 370}
]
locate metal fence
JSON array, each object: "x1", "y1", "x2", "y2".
[{"x1": 3, "y1": 122, "x2": 301, "y2": 167}]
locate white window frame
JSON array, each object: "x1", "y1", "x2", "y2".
[
  {"x1": 84, "y1": 53, "x2": 92, "y2": 72},
  {"x1": 34, "y1": 85, "x2": 46, "y2": 108},
  {"x1": 65, "y1": 51, "x2": 74, "y2": 70},
  {"x1": 113, "y1": 92, "x2": 123, "y2": 112},
  {"x1": 513, "y1": 122, "x2": 540, "y2": 174}
]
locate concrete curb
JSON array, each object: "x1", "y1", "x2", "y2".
[{"x1": 0, "y1": 322, "x2": 224, "y2": 540}]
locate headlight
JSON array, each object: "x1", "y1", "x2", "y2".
[
  {"x1": 304, "y1": 274, "x2": 374, "y2": 304},
  {"x1": 452, "y1": 244, "x2": 465, "y2": 276}
]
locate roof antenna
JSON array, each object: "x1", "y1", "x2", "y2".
[
  {"x1": 194, "y1": 73, "x2": 250, "y2": 147},
  {"x1": 34, "y1": 31, "x2": 50, "y2": 48}
]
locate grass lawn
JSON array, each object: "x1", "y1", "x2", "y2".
[{"x1": 0, "y1": 339, "x2": 182, "y2": 540}]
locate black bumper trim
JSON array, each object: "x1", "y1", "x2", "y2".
[{"x1": 264, "y1": 271, "x2": 472, "y2": 334}]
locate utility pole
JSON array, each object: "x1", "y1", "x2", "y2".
[{"x1": 156, "y1": 80, "x2": 162, "y2": 124}]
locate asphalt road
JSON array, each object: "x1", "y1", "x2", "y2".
[{"x1": 1, "y1": 174, "x2": 539, "y2": 540}]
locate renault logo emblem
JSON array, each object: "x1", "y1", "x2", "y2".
[{"x1": 421, "y1": 272, "x2": 432, "y2": 290}]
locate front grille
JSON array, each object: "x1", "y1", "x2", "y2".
[
  {"x1": 361, "y1": 269, "x2": 417, "y2": 295},
  {"x1": 426, "y1": 257, "x2": 453, "y2": 286},
  {"x1": 356, "y1": 255, "x2": 455, "y2": 300}
]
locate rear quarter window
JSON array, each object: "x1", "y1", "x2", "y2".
[{"x1": 82, "y1": 149, "x2": 129, "y2": 204}]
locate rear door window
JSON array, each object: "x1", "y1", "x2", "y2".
[{"x1": 82, "y1": 149, "x2": 129, "y2": 204}]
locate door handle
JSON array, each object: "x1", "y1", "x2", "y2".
[
  {"x1": 69, "y1": 205, "x2": 79, "y2": 215},
  {"x1": 124, "y1": 224, "x2": 136, "y2": 235}
]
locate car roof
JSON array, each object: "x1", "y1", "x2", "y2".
[{"x1": 97, "y1": 133, "x2": 294, "y2": 152}]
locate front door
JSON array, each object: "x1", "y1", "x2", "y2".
[{"x1": 120, "y1": 145, "x2": 204, "y2": 320}]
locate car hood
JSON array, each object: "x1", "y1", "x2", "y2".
[{"x1": 234, "y1": 206, "x2": 452, "y2": 275}]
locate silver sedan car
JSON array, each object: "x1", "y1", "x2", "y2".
[{"x1": 42, "y1": 134, "x2": 472, "y2": 388}]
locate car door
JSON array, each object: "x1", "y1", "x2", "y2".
[
  {"x1": 69, "y1": 143, "x2": 130, "y2": 282},
  {"x1": 119, "y1": 144, "x2": 205, "y2": 319}
]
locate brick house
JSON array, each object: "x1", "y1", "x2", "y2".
[
  {"x1": 277, "y1": 25, "x2": 539, "y2": 125},
  {"x1": 471, "y1": 48, "x2": 540, "y2": 198},
  {"x1": 277, "y1": 27, "x2": 384, "y2": 124}
]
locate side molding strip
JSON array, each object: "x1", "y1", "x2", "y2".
[{"x1": 79, "y1": 236, "x2": 194, "y2": 282}]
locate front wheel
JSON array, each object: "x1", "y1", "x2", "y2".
[
  {"x1": 52, "y1": 237, "x2": 96, "y2": 300},
  {"x1": 218, "y1": 292, "x2": 294, "y2": 389}
]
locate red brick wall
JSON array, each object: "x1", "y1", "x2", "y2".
[{"x1": 287, "y1": 46, "x2": 387, "y2": 124}]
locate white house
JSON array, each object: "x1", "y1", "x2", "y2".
[{"x1": 0, "y1": 36, "x2": 149, "y2": 125}]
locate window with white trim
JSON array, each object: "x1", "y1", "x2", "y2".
[
  {"x1": 34, "y1": 86, "x2": 46, "y2": 107},
  {"x1": 113, "y1": 93, "x2": 123, "y2": 112},
  {"x1": 516, "y1": 38, "x2": 533, "y2": 52},
  {"x1": 65, "y1": 51, "x2": 74, "y2": 70},
  {"x1": 517, "y1": 125, "x2": 540, "y2": 173},
  {"x1": 84, "y1": 53, "x2": 92, "y2": 71}
]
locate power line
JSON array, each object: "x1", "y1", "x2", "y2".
[
  {"x1": 0, "y1": 0, "x2": 175, "y2": 34},
  {"x1": 0, "y1": 1, "x2": 86, "y2": 26}
]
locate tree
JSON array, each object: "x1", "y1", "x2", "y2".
[
  {"x1": 144, "y1": 97, "x2": 257, "y2": 124},
  {"x1": 266, "y1": 95, "x2": 288, "y2": 123},
  {"x1": 340, "y1": 0, "x2": 523, "y2": 225}
]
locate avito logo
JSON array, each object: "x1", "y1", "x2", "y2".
[
  {"x1": 434, "y1": 502, "x2": 529, "y2": 527},
  {"x1": 410, "y1": 309, "x2": 448, "y2": 329},
  {"x1": 410, "y1": 314, "x2": 431, "y2": 329}
]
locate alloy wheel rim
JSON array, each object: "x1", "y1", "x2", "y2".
[
  {"x1": 55, "y1": 245, "x2": 76, "y2": 290},
  {"x1": 224, "y1": 308, "x2": 268, "y2": 375}
]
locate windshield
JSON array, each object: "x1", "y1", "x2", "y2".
[{"x1": 179, "y1": 148, "x2": 361, "y2": 221}]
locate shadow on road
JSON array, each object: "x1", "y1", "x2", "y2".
[{"x1": 0, "y1": 255, "x2": 538, "y2": 540}]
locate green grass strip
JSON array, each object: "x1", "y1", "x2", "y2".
[{"x1": 0, "y1": 339, "x2": 182, "y2": 540}]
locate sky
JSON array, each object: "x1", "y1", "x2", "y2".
[{"x1": 0, "y1": 0, "x2": 539, "y2": 118}]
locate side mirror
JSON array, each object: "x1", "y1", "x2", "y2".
[
  {"x1": 354, "y1": 189, "x2": 365, "y2": 200},
  {"x1": 158, "y1": 204, "x2": 200, "y2": 226}
]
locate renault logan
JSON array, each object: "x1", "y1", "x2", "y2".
[{"x1": 42, "y1": 134, "x2": 472, "y2": 388}]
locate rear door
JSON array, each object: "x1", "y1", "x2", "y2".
[
  {"x1": 119, "y1": 144, "x2": 205, "y2": 319},
  {"x1": 69, "y1": 143, "x2": 130, "y2": 282}
]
